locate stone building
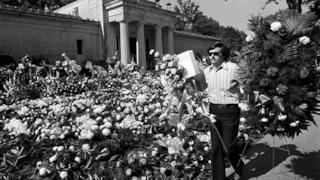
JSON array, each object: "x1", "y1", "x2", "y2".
[
  {"x1": 0, "y1": 0, "x2": 219, "y2": 67},
  {"x1": 0, "y1": 4, "x2": 103, "y2": 63}
]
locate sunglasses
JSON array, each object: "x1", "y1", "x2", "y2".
[{"x1": 209, "y1": 52, "x2": 220, "y2": 56}]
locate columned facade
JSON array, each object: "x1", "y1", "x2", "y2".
[
  {"x1": 155, "y1": 25, "x2": 163, "y2": 55},
  {"x1": 167, "y1": 27, "x2": 174, "y2": 54},
  {"x1": 119, "y1": 20, "x2": 130, "y2": 65},
  {"x1": 105, "y1": 0, "x2": 176, "y2": 69},
  {"x1": 136, "y1": 22, "x2": 146, "y2": 68},
  {"x1": 53, "y1": 0, "x2": 219, "y2": 63}
]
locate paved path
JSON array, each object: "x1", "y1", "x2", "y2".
[{"x1": 226, "y1": 113, "x2": 320, "y2": 180}]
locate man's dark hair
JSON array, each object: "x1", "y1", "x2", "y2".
[{"x1": 208, "y1": 42, "x2": 230, "y2": 60}]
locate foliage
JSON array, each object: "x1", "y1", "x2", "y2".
[
  {"x1": 193, "y1": 16, "x2": 220, "y2": 36},
  {"x1": 174, "y1": 0, "x2": 246, "y2": 51},
  {"x1": 220, "y1": 26, "x2": 247, "y2": 51},
  {"x1": 238, "y1": 10, "x2": 320, "y2": 138},
  {"x1": 0, "y1": 53, "x2": 218, "y2": 179},
  {"x1": 263, "y1": 0, "x2": 320, "y2": 14},
  {"x1": 0, "y1": 0, "x2": 76, "y2": 10},
  {"x1": 174, "y1": 0, "x2": 203, "y2": 32}
]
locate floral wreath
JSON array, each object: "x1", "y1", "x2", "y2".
[{"x1": 239, "y1": 10, "x2": 320, "y2": 138}]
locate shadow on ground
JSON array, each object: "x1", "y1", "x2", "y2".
[
  {"x1": 286, "y1": 150, "x2": 320, "y2": 180},
  {"x1": 235, "y1": 143, "x2": 303, "y2": 179}
]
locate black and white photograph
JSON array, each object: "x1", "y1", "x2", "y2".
[{"x1": 0, "y1": 0, "x2": 320, "y2": 179}]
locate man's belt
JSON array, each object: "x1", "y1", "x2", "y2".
[{"x1": 210, "y1": 103, "x2": 238, "y2": 109}]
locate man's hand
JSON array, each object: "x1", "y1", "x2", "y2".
[{"x1": 229, "y1": 80, "x2": 240, "y2": 94}]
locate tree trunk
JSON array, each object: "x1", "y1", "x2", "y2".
[
  {"x1": 297, "y1": 0, "x2": 302, "y2": 13},
  {"x1": 286, "y1": 0, "x2": 302, "y2": 13}
]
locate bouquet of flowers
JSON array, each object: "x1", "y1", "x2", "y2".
[{"x1": 238, "y1": 10, "x2": 320, "y2": 138}]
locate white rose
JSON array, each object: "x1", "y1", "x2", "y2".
[
  {"x1": 270, "y1": 21, "x2": 281, "y2": 32},
  {"x1": 82, "y1": 144, "x2": 90, "y2": 152},
  {"x1": 149, "y1": 49, "x2": 155, "y2": 55},
  {"x1": 299, "y1": 36, "x2": 310, "y2": 45},
  {"x1": 177, "y1": 123, "x2": 186, "y2": 131},
  {"x1": 162, "y1": 54, "x2": 171, "y2": 61},
  {"x1": 69, "y1": 146, "x2": 75, "y2": 151},
  {"x1": 50, "y1": 135, "x2": 56, "y2": 140},
  {"x1": 125, "y1": 168, "x2": 132, "y2": 176},
  {"x1": 79, "y1": 130, "x2": 94, "y2": 139},
  {"x1": 104, "y1": 121, "x2": 112, "y2": 129},
  {"x1": 57, "y1": 146, "x2": 64, "y2": 152},
  {"x1": 36, "y1": 161, "x2": 42, "y2": 169},
  {"x1": 168, "y1": 147, "x2": 177, "y2": 155},
  {"x1": 59, "y1": 171, "x2": 68, "y2": 179},
  {"x1": 18, "y1": 63, "x2": 25, "y2": 69},
  {"x1": 102, "y1": 128, "x2": 111, "y2": 136},
  {"x1": 278, "y1": 114, "x2": 287, "y2": 121},
  {"x1": 154, "y1": 51, "x2": 160, "y2": 58},
  {"x1": 39, "y1": 167, "x2": 47, "y2": 176},
  {"x1": 59, "y1": 134, "x2": 65, "y2": 139},
  {"x1": 52, "y1": 146, "x2": 58, "y2": 151},
  {"x1": 198, "y1": 134, "x2": 210, "y2": 142},
  {"x1": 151, "y1": 150, "x2": 158, "y2": 157},
  {"x1": 170, "y1": 160, "x2": 177, "y2": 167},
  {"x1": 204, "y1": 146, "x2": 210, "y2": 152},
  {"x1": 74, "y1": 156, "x2": 81, "y2": 163},
  {"x1": 160, "y1": 167, "x2": 166, "y2": 174},
  {"x1": 49, "y1": 154, "x2": 57, "y2": 162},
  {"x1": 238, "y1": 103, "x2": 250, "y2": 112},
  {"x1": 240, "y1": 117, "x2": 247, "y2": 123},
  {"x1": 245, "y1": 34, "x2": 255, "y2": 42}
]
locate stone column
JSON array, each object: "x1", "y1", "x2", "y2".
[
  {"x1": 136, "y1": 22, "x2": 146, "y2": 69},
  {"x1": 120, "y1": 20, "x2": 130, "y2": 65},
  {"x1": 167, "y1": 27, "x2": 174, "y2": 54},
  {"x1": 155, "y1": 25, "x2": 163, "y2": 55}
]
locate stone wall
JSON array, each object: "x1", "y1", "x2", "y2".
[
  {"x1": 0, "y1": 6, "x2": 103, "y2": 63},
  {"x1": 174, "y1": 31, "x2": 219, "y2": 57}
]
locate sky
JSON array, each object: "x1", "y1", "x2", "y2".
[{"x1": 160, "y1": 0, "x2": 288, "y2": 35}]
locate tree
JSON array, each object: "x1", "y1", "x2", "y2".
[
  {"x1": 219, "y1": 26, "x2": 246, "y2": 50},
  {"x1": 0, "y1": 0, "x2": 76, "y2": 10},
  {"x1": 193, "y1": 15, "x2": 220, "y2": 36},
  {"x1": 174, "y1": 0, "x2": 203, "y2": 32},
  {"x1": 174, "y1": 0, "x2": 246, "y2": 50},
  {"x1": 264, "y1": 0, "x2": 319, "y2": 14}
]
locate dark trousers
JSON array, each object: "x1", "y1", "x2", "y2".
[{"x1": 209, "y1": 104, "x2": 244, "y2": 180}]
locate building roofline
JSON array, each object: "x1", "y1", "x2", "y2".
[
  {"x1": 54, "y1": 0, "x2": 87, "y2": 12},
  {"x1": 174, "y1": 30, "x2": 220, "y2": 41},
  {"x1": 105, "y1": 0, "x2": 176, "y2": 17},
  {"x1": 0, "y1": 4, "x2": 98, "y2": 23}
]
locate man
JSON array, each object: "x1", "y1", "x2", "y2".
[{"x1": 204, "y1": 42, "x2": 244, "y2": 180}]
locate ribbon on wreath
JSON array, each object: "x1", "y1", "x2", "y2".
[
  {"x1": 253, "y1": 91, "x2": 272, "y2": 105},
  {"x1": 273, "y1": 96, "x2": 285, "y2": 112},
  {"x1": 254, "y1": 91, "x2": 286, "y2": 115},
  {"x1": 254, "y1": 91, "x2": 285, "y2": 112}
]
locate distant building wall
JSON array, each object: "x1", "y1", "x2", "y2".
[
  {"x1": 55, "y1": 0, "x2": 111, "y2": 57},
  {"x1": 174, "y1": 31, "x2": 219, "y2": 56},
  {"x1": 0, "y1": 6, "x2": 103, "y2": 63}
]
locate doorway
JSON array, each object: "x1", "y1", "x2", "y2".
[{"x1": 129, "y1": 37, "x2": 136, "y2": 63}]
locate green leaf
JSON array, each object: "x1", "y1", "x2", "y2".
[
  {"x1": 108, "y1": 154, "x2": 119, "y2": 162},
  {"x1": 283, "y1": 12, "x2": 317, "y2": 35},
  {"x1": 85, "y1": 157, "x2": 93, "y2": 169}
]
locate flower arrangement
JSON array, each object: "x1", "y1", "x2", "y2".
[
  {"x1": 238, "y1": 10, "x2": 320, "y2": 138},
  {"x1": 0, "y1": 60, "x2": 216, "y2": 179}
]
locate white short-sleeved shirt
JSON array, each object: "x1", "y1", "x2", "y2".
[{"x1": 204, "y1": 61, "x2": 240, "y2": 104}]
